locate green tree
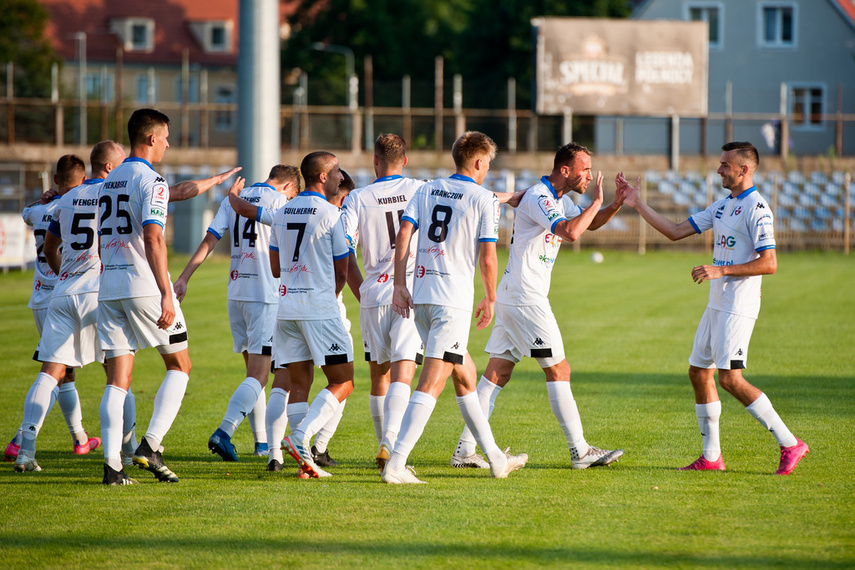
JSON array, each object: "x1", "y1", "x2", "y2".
[{"x1": 0, "y1": 0, "x2": 60, "y2": 99}]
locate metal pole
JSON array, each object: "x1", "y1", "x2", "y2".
[
  {"x1": 562, "y1": 108, "x2": 573, "y2": 144},
  {"x1": 670, "y1": 114, "x2": 680, "y2": 171},
  {"x1": 507, "y1": 77, "x2": 517, "y2": 153},
  {"x1": 147, "y1": 67, "x2": 156, "y2": 104},
  {"x1": 52, "y1": 62, "x2": 63, "y2": 146},
  {"x1": 200, "y1": 69, "x2": 209, "y2": 148},
  {"x1": 845, "y1": 171, "x2": 851, "y2": 255},
  {"x1": 402, "y1": 75, "x2": 411, "y2": 146},
  {"x1": 779, "y1": 82, "x2": 789, "y2": 161},
  {"x1": 181, "y1": 49, "x2": 190, "y2": 147},
  {"x1": 434, "y1": 56, "x2": 443, "y2": 152},
  {"x1": 453, "y1": 74, "x2": 464, "y2": 139},
  {"x1": 77, "y1": 32, "x2": 87, "y2": 146},
  {"x1": 725, "y1": 80, "x2": 733, "y2": 142},
  {"x1": 238, "y1": 0, "x2": 280, "y2": 185},
  {"x1": 638, "y1": 174, "x2": 648, "y2": 255},
  {"x1": 364, "y1": 54, "x2": 374, "y2": 150},
  {"x1": 114, "y1": 47, "x2": 123, "y2": 145}
]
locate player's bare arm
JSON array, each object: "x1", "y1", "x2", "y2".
[
  {"x1": 227, "y1": 177, "x2": 262, "y2": 220},
  {"x1": 346, "y1": 253, "x2": 363, "y2": 302},
  {"x1": 587, "y1": 174, "x2": 627, "y2": 231},
  {"x1": 618, "y1": 172, "x2": 696, "y2": 241},
  {"x1": 143, "y1": 223, "x2": 175, "y2": 329},
  {"x1": 692, "y1": 248, "x2": 777, "y2": 284},
  {"x1": 269, "y1": 248, "x2": 280, "y2": 278},
  {"x1": 552, "y1": 171, "x2": 604, "y2": 241},
  {"x1": 333, "y1": 256, "x2": 349, "y2": 297},
  {"x1": 169, "y1": 166, "x2": 242, "y2": 202},
  {"x1": 494, "y1": 188, "x2": 528, "y2": 208},
  {"x1": 174, "y1": 232, "x2": 219, "y2": 301},
  {"x1": 43, "y1": 229, "x2": 62, "y2": 275},
  {"x1": 474, "y1": 241, "x2": 497, "y2": 330},
  {"x1": 392, "y1": 220, "x2": 415, "y2": 318}
]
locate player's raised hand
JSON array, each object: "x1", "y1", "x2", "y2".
[
  {"x1": 214, "y1": 166, "x2": 242, "y2": 185},
  {"x1": 392, "y1": 284, "x2": 413, "y2": 319},
  {"x1": 228, "y1": 176, "x2": 245, "y2": 197},
  {"x1": 616, "y1": 172, "x2": 640, "y2": 208},
  {"x1": 474, "y1": 297, "x2": 494, "y2": 330},
  {"x1": 592, "y1": 171, "x2": 604, "y2": 204}
]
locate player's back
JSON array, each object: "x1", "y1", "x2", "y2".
[
  {"x1": 403, "y1": 174, "x2": 499, "y2": 311},
  {"x1": 343, "y1": 175, "x2": 422, "y2": 307},
  {"x1": 22, "y1": 198, "x2": 61, "y2": 309},
  {"x1": 98, "y1": 157, "x2": 169, "y2": 301},
  {"x1": 51, "y1": 179, "x2": 102, "y2": 297},
  {"x1": 270, "y1": 191, "x2": 349, "y2": 321},
  {"x1": 208, "y1": 183, "x2": 288, "y2": 304}
]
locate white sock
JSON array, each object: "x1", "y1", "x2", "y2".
[
  {"x1": 380, "y1": 381, "x2": 411, "y2": 450},
  {"x1": 266, "y1": 388, "x2": 289, "y2": 464},
  {"x1": 369, "y1": 395, "x2": 385, "y2": 444},
  {"x1": 292, "y1": 389, "x2": 339, "y2": 447},
  {"x1": 456, "y1": 392, "x2": 501, "y2": 463},
  {"x1": 145, "y1": 370, "x2": 189, "y2": 450},
  {"x1": 546, "y1": 381, "x2": 588, "y2": 458},
  {"x1": 58, "y1": 381, "x2": 87, "y2": 444},
  {"x1": 20, "y1": 373, "x2": 59, "y2": 453},
  {"x1": 219, "y1": 377, "x2": 263, "y2": 437},
  {"x1": 122, "y1": 389, "x2": 138, "y2": 460},
  {"x1": 248, "y1": 387, "x2": 267, "y2": 445},
  {"x1": 314, "y1": 398, "x2": 346, "y2": 453},
  {"x1": 387, "y1": 391, "x2": 436, "y2": 472},
  {"x1": 456, "y1": 376, "x2": 502, "y2": 457},
  {"x1": 286, "y1": 402, "x2": 309, "y2": 439},
  {"x1": 746, "y1": 393, "x2": 797, "y2": 448},
  {"x1": 100, "y1": 384, "x2": 127, "y2": 471},
  {"x1": 695, "y1": 401, "x2": 722, "y2": 461}
]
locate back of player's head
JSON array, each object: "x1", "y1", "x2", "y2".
[
  {"x1": 553, "y1": 142, "x2": 592, "y2": 170},
  {"x1": 340, "y1": 169, "x2": 355, "y2": 192},
  {"x1": 374, "y1": 133, "x2": 407, "y2": 166},
  {"x1": 452, "y1": 131, "x2": 497, "y2": 170},
  {"x1": 268, "y1": 164, "x2": 302, "y2": 193},
  {"x1": 722, "y1": 141, "x2": 759, "y2": 170},
  {"x1": 128, "y1": 108, "x2": 170, "y2": 147},
  {"x1": 300, "y1": 151, "x2": 337, "y2": 186},
  {"x1": 55, "y1": 154, "x2": 86, "y2": 187},
  {"x1": 90, "y1": 140, "x2": 124, "y2": 174}
]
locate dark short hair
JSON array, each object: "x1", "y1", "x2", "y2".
[
  {"x1": 128, "y1": 108, "x2": 170, "y2": 147},
  {"x1": 451, "y1": 131, "x2": 496, "y2": 169},
  {"x1": 90, "y1": 141, "x2": 123, "y2": 174},
  {"x1": 340, "y1": 169, "x2": 354, "y2": 192},
  {"x1": 374, "y1": 133, "x2": 407, "y2": 165},
  {"x1": 300, "y1": 151, "x2": 337, "y2": 186},
  {"x1": 722, "y1": 141, "x2": 759, "y2": 169},
  {"x1": 268, "y1": 164, "x2": 302, "y2": 193},
  {"x1": 553, "y1": 142, "x2": 591, "y2": 170},
  {"x1": 55, "y1": 154, "x2": 86, "y2": 187}
]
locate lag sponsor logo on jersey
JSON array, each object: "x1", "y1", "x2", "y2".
[{"x1": 718, "y1": 234, "x2": 736, "y2": 249}]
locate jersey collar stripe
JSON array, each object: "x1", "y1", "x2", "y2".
[
  {"x1": 735, "y1": 186, "x2": 757, "y2": 199},
  {"x1": 251, "y1": 182, "x2": 276, "y2": 190},
  {"x1": 374, "y1": 175, "x2": 404, "y2": 183},
  {"x1": 450, "y1": 173, "x2": 475, "y2": 184},
  {"x1": 540, "y1": 176, "x2": 560, "y2": 200},
  {"x1": 123, "y1": 157, "x2": 154, "y2": 170},
  {"x1": 299, "y1": 191, "x2": 325, "y2": 199},
  {"x1": 83, "y1": 178, "x2": 104, "y2": 184}
]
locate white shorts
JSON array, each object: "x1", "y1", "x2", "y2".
[
  {"x1": 485, "y1": 302, "x2": 565, "y2": 368},
  {"x1": 361, "y1": 304, "x2": 423, "y2": 365},
  {"x1": 98, "y1": 295, "x2": 189, "y2": 356},
  {"x1": 274, "y1": 318, "x2": 353, "y2": 368},
  {"x1": 414, "y1": 304, "x2": 470, "y2": 365},
  {"x1": 228, "y1": 299, "x2": 275, "y2": 356},
  {"x1": 689, "y1": 307, "x2": 755, "y2": 370},
  {"x1": 32, "y1": 307, "x2": 48, "y2": 336},
  {"x1": 36, "y1": 292, "x2": 103, "y2": 367}
]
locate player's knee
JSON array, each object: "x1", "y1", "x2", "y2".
[{"x1": 716, "y1": 369, "x2": 743, "y2": 394}]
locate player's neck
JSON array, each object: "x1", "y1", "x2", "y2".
[{"x1": 730, "y1": 179, "x2": 754, "y2": 197}]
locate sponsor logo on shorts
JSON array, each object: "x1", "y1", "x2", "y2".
[
  {"x1": 60, "y1": 271, "x2": 69, "y2": 281},
  {"x1": 533, "y1": 337, "x2": 545, "y2": 347},
  {"x1": 539, "y1": 254, "x2": 556, "y2": 264},
  {"x1": 35, "y1": 280, "x2": 41, "y2": 290},
  {"x1": 544, "y1": 233, "x2": 561, "y2": 246},
  {"x1": 329, "y1": 343, "x2": 343, "y2": 352}
]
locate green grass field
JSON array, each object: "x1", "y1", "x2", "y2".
[{"x1": 0, "y1": 249, "x2": 853, "y2": 568}]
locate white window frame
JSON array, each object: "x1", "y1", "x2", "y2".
[
  {"x1": 684, "y1": 2, "x2": 724, "y2": 50},
  {"x1": 134, "y1": 73, "x2": 158, "y2": 104},
  {"x1": 110, "y1": 18, "x2": 155, "y2": 53},
  {"x1": 215, "y1": 86, "x2": 235, "y2": 131},
  {"x1": 188, "y1": 21, "x2": 234, "y2": 54},
  {"x1": 757, "y1": 2, "x2": 798, "y2": 49},
  {"x1": 789, "y1": 83, "x2": 826, "y2": 131}
]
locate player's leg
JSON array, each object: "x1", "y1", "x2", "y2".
[
  {"x1": 312, "y1": 397, "x2": 346, "y2": 467},
  {"x1": 265, "y1": 367, "x2": 290, "y2": 471},
  {"x1": 13, "y1": 361, "x2": 67, "y2": 472},
  {"x1": 100, "y1": 352, "x2": 136, "y2": 484},
  {"x1": 368, "y1": 361, "x2": 391, "y2": 444},
  {"x1": 453, "y1": 355, "x2": 511, "y2": 468},
  {"x1": 377, "y1": 358, "x2": 418, "y2": 468}
]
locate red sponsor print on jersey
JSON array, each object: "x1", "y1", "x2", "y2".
[
  {"x1": 230, "y1": 270, "x2": 239, "y2": 281},
  {"x1": 151, "y1": 183, "x2": 168, "y2": 208},
  {"x1": 416, "y1": 266, "x2": 425, "y2": 278},
  {"x1": 288, "y1": 263, "x2": 310, "y2": 277},
  {"x1": 544, "y1": 233, "x2": 561, "y2": 245},
  {"x1": 731, "y1": 206, "x2": 742, "y2": 217},
  {"x1": 427, "y1": 245, "x2": 445, "y2": 260},
  {"x1": 103, "y1": 238, "x2": 130, "y2": 251},
  {"x1": 240, "y1": 251, "x2": 257, "y2": 263},
  {"x1": 279, "y1": 285, "x2": 287, "y2": 296},
  {"x1": 100, "y1": 263, "x2": 104, "y2": 274},
  {"x1": 377, "y1": 273, "x2": 389, "y2": 283},
  {"x1": 34, "y1": 280, "x2": 42, "y2": 291},
  {"x1": 60, "y1": 271, "x2": 69, "y2": 281}
]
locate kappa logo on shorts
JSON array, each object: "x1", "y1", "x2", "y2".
[
  {"x1": 737, "y1": 348, "x2": 743, "y2": 356},
  {"x1": 329, "y1": 343, "x2": 342, "y2": 352},
  {"x1": 173, "y1": 322, "x2": 184, "y2": 331},
  {"x1": 533, "y1": 337, "x2": 545, "y2": 347},
  {"x1": 450, "y1": 342, "x2": 459, "y2": 350}
]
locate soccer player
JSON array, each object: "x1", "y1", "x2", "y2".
[
  {"x1": 11, "y1": 153, "x2": 105, "y2": 471},
  {"x1": 340, "y1": 134, "x2": 425, "y2": 465},
  {"x1": 174, "y1": 165, "x2": 300, "y2": 462},
  {"x1": 272, "y1": 151, "x2": 352, "y2": 479},
  {"x1": 97, "y1": 109, "x2": 191, "y2": 485},
  {"x1": 619, "y1": 141, "x2": 809, "y2": 475},
  {"x1": 451, "y1": 142, "x2": 626, "y2": 470},
  {"x1": 383, "y1": 131, "x2": 528, "y2": 484}
]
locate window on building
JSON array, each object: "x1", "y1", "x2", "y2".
[
  {"x1": 135, "y1": 73, "x2": 158, "y2": 104},
  {"x1": 686, "y1": 3, "x2": 723, "y2": 49},
  {"x1": 85, "y1": 73, "x2": 114, "y2": 102},
  {"x1": 215, "y1": 86, "x2": 235, "y2": 131},
  {"x1": 175, "y1": 76, "x2": 200, "y2": 103},
  {"x1": 110, "y1": 18, "x2": 155, "y2": 53},
  {"x1": 210, "y1": 24, "x2": 227, "y2": 50},
  {"x1": 759, "y1": 3, "x2": 796, "y2": 47},
  {"x1": 791, "y1": 85, "x2": 824, "y2": 128}
]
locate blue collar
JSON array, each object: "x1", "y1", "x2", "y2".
[
  {"x1": 83, "y1": 178, "x2": 104, "y2": 184},
  {"x1": 299, "y1": 190, "x2": 326, "y2": 200},
  {"x1": 734, "y1": 186, "x2": 757, "y2": 199},
  {"x1": 123, "y1": 156, "x2": 154, "y2": 170},
  {"x1": 374, "y1": 174, "x2": 403, "y2": 184},
  {"x1": 251, "y1": 182, "x2": 275, "y2": 191},
  {"x1": 540, "y1": 176, "x2": 560, "y2": 200},
  {"x1": 450, "y1": 173, "x2": 475, "y2": 184}
]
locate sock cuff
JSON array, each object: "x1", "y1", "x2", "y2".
[
  {"x1": 35, "y1": 372, "x2": 59, "y2": 390},
  {"x1": 317, "y1": 388, "x2": 339, "y2": 408},
  {"x1": 456, "y1": 392, "x2": 478, "y2": 406},
  {"x1": 164, "y1": 370, "x2": 190, "y2": 384},
  {"x1": 287, "y1": 401, "x2": 309, "y2": 414},
  {"x1": 386, "y1": 381, "x2": 410, "y2": 399},
  {"x1": 411, "y1": 390, "x2": 437, "y2": 407},
  {"x1": 270, "y1": 387, "x2": 288, "y2": 399},
  {"x1": 546, "y1": 380, "x2": 572, "y2": 400},
  {"x1": 746, "y1": 393, "x2": 771, "y2": 414},
  {"x1": 58, "y1": 381, "x2": 76, "y2": 393},
  {"x1": 696, "y1": 400, "x2": 722, "y2": 417},
  {"x1": 105, "y1": 384, "x2": 129, "y2": 397}
]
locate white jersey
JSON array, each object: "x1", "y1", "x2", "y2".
[
  {"x1": 269, "y1": 190, "x2": 350, "y2": 320},
  {"x1": 98, "y1": 157, "x2": 170, "y2": 301},
  {"x1": 48, "y1": 179, "x2": 103, "y2": 297},
  {"x1": 22, "y1": 197, "x2": 61, "y2": 309},
  {"x1": 207, "y1": 183, "x2": 288, "y2": 304},
  {"x1": 341, "y1": 175, "x2": 422, "y2": 308},
  {"x1": 688, "y1": 186, "x2": 776, "y2": 319},
  {"x1": 498, "y1": 177, "x2": 582, "y2": 306},
  {"x1": 402, "y1": 174, "x2": 499, "y2": 311}
]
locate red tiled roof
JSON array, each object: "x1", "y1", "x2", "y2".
[{"x1": 41, "y1": 0, "x2": 300, "y2": 67}]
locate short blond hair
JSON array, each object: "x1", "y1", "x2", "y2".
[{"x1": 451, "y1": 131, "x2": 496, "y2": 170}]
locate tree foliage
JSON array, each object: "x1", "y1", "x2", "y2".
[{"x1": 0, "y1": 0, "x2": 60, "y2": 98}]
